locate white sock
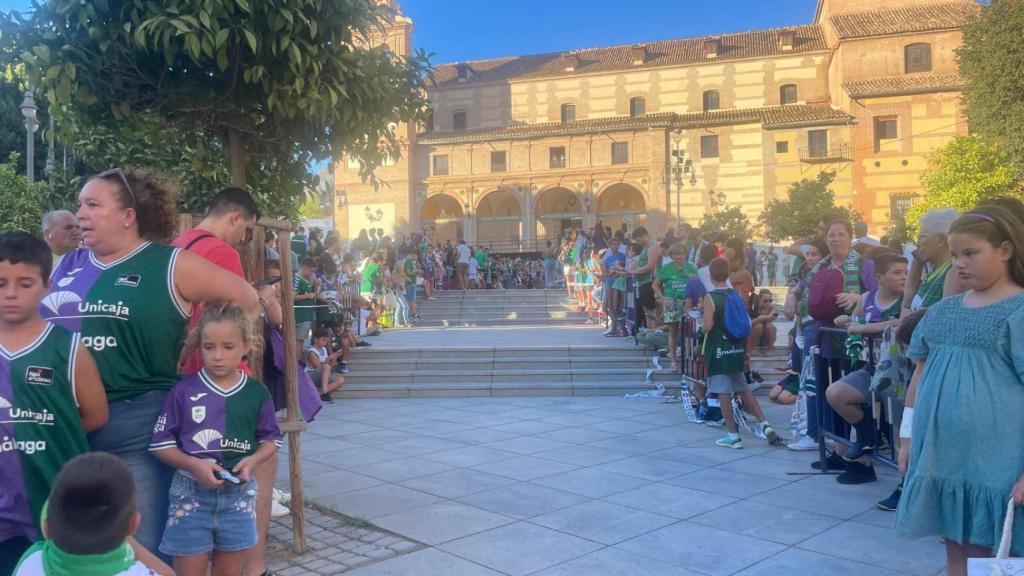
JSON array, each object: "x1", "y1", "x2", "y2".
[
  {"x1": 759, "y1": 420, "x2": 770, "y2": 428},
  {"x1": 727, "y1": 432, "x2": 740, "y2": 440}
]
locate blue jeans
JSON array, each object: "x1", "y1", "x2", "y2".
[
  {"x1": 404, "y1": 283, "x2": 417, "y2": 305},
  {"x1": 543, "y1": 260, "x2": 558, "y2": 288},
  {"x1": 88, "y1": 390, "x2": 174, "y2": 561},
  {"x1": 159, "y1": 471, "x2": 259, "y2": 557}
]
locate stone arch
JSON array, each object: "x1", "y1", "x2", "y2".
[
  {"x1": 534, "y1": 186, "x2": 584, "y2": 244},
  {"x1": 420, "y1": 193, "x2": 464, "y2": 245},
  {"x1": 475, "y1": 188, "x2": 523, "y2": 252},
  {"x1": 596, "y1": 183, "x2": 648, "y2": 234}
]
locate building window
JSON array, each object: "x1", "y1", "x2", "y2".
[
  {"x1": 701, "y1": 135, "x2": 719, "y2": 158},
  {"x1": 776, "y1": 141, "x2": 789, "y2": 154},
  {"x1": 432, "y1": 155, "x2": 449, "y2": 176},
  {"x1": 452, "y1": 110, "x2": 467, "y2": 131},
  {"x1": 560, "y1": 104, "x2": 576, "y2": 123},
  {"x1": 808, "y1": 129, "x2": 828, "y2": 157},
  {"x1": 629, "y1": 97, "x2": 646, "y2": 117},
  {"x1": 702, "y1": 90, "x2": 720, "y2": 112},
  {"x1": 874, "y1": 116, "x2": 898, "y2": 151},
  {"x1": 905, "y1": 43, "x2": 932, "y2": 74},
  {"x1": 550, "y1": 146, "x2": 566, "y2": 169},
  {"x1": 611, "y1": 142, "x2": 629, "y2": 164},
  {"x1": 425, "y1": 110, "x2": 434, "y2": 132},
  {"x1": 490, "y1": 151, "x2": 507, "y2": 173},
  {"x1": 891, "y1": 195, "x2": 918, "y2": 225},
  {"x1": 780, "y1": 84, "x2": 798, "y2": 105}
]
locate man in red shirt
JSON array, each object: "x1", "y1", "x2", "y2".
[{"x1": 172, "y1": 188, "x2": 284, "y2": 576}]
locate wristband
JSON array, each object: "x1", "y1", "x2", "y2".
[{"x1": 899, "y1": 406, "x2": 914, "y2": 439}]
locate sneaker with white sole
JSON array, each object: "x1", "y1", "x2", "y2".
[
  {"x1": 761, "y1": 423, "x2": 782, "y2": 445},
  {"x1": 271, "y1": 499, "x2": 290, "y2": 518},
  {"x1": 273, "y1": 488, "x2": 291, "y2": 505},
  {"x1": 716, "y1": 435, "x2": 744, "y2": 449},
  {"x1": 787, "y1": 435, "x2": 819, "y2": 451}
]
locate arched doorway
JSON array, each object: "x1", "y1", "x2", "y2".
[
  {"x1": 535, "y1": 187, "x2": 583, "y2": 245},
  {"x1": 475, "y1": 189, "x2": 522, "y2": 252},
  {"x1": 420, "y1": 194, "x2": 464, "y2": 245},
  {"x1": 597, "y1": 183, "x2": 647, "y2": 234}
]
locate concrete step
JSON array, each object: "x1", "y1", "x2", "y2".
[{"x1": 336, "y1": 380, "x2": 686, "y2": 399}]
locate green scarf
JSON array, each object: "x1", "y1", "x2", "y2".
[{"x1": 22, "y1": 540, "x2": 137, "y2": 576}]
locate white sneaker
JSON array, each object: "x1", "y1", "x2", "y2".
[
  {"x1": 271, "y1": 499, "x2": 290, "y2": 518},
  {"x1": 273, "y1": 488, "x2": 291, "y2": 505},
  {"x1": 787, "y1": 435, "x2": 819, "y2": 451}
]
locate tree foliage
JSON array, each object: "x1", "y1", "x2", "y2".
[
  {"x1": 6, "y1": 0, "x2": 430, "y2": 213},
  {"x1": 757, "y1": 171, "x2": 852, "y2": 243},
  {"x1": 0, "y1": 62, "x2": 48, "y2": 182},
  {"x1": 958, "y1": 0, "x2": 1024, "y2": 178},
  {"x1": 905, "y1": 135, "x2": 1021, "y2": 237},
  {"x1": 699, "y1": 205, "x2": 752, "y2": 242},
  {"x1": 0, "y1": 159, "x2": 45, "y2": 234}
]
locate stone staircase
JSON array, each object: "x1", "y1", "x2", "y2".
[
  {"x1": 340, "y1": 288, "x2": 791, "y2": 399},
  {"x1": 339, "y1": 346, "x2": 665, "y2": 398},
  {"x1": 412, "y1": 289, "x2": 588, "y2": 327}
]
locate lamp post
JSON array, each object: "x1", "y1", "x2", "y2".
[
  {"x1": 670, "y1": 129, "x2": 698, "y2": 228},
  {"x1": 20, "y1": 88, "x2": 39, "y2": 183}
]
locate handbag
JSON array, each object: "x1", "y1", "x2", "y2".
[{"x1": 968, "y1": 499, "x2": 1024, "y2": 575}]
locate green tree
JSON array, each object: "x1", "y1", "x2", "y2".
[
  {"x1": 757, "y1": 171, "x2": 852, "y2": 243},
  {"x1": 958, "y1": 0, "x2": 1024, "y2": 177},
  {"x1": 8, "y1": 0, "x2": 430, "y2": 211},
  {"x1": 699, "y1": 205, "x2": 752, "y2": 242},
  {"x1": 905, "y1": 135, "x2": 1021, "y2": 236},
  {"x1": 0, "y1": 158, "x2": 45, "y2": 234}
]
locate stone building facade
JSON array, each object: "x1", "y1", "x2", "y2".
[{"x1": 334, "y1": 0, "x2": 973, "y2": 250}]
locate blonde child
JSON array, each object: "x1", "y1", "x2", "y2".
[{"x1": 149, "y1": 304, "x2": 281, "y2": 576}]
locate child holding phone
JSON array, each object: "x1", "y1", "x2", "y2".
[{"x1": 149, "y1": 304, "x2": 281, "y2": 576}]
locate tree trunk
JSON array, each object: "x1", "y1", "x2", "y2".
[{"x1": 228, "y1": 128, "x2": 247, "y2": 187}]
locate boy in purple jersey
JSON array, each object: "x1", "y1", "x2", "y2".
[
  {"x1": 0, "y1": 232, "x2": 107, "y2": 574},
  {"x1": 149, "y1": 304, "x2": 280, "y2": 576}
]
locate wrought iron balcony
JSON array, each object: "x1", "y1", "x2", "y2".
[{"x1": 799, "y1": 143, "x2": 852, "y2": 163}]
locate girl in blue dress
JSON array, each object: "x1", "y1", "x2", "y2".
[{"x1": 896, "y1": 198, "x2": 1024, "y2": 576}]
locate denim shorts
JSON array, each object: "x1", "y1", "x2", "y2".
[{"x1": 159, "y1": 470, "x2": 259, "y2": 557}]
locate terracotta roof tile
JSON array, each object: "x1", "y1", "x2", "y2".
[
  {"x1": 843, "y1": 72, "x2": 964, "y2": 98},
  {"x1": 430, "y1": 25, "x2": 828, "y2": 88},
  {"x1": 417, "y1": 105, "x2": 852, "y2": 145},
  {"x1": 829, "y1": 2, "x2": 976, "y2": 40}
]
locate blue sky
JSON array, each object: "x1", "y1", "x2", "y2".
[{"x1": 1, "y1": 0, "x2": 822, "y2": 63}]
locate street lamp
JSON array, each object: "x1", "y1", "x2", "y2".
[
  {"x1": 708, "y1": 189, "x2": 727, "y2": 211},
  {"x1": 20, "y1": 88, "x2": 39, "y2": 183},
  {"x1": 670, "y1": 129, "x2": 697, "y2": 228}
]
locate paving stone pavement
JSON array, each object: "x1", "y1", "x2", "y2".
[
  {"x1": 266, "y1": 395, "x2": 950, "y2": 576},
  {"x1": 265, "y1": 505, "x2": 423, "y2": 574}
]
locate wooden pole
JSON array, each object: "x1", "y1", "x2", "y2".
[{"x1": 270, "y1": 221, "x2": 306, "y2": 554}]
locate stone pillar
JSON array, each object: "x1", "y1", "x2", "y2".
[{"x1": 521, "y1": 186, "x2": 534, "y2": 250}]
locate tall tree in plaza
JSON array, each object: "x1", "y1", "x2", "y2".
[
  {"x1": 958, "y1": 0, "x2": 1024, "y2": 177},
  {"x1": 905, "y1": 135, "x2": 1020, "y2": 236},
  {"x1": 7, "y1": 0, "x2": 430, "y2": 211},
  {"x1": 757, "y1": 171, "x2": 852, "y2": 242},
  {"x1": 699, "y1": 205, "x2": 752, "y2": 242}
]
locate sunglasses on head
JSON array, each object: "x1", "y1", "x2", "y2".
[{"x1": 96, "y1": 168, "x2": 137, "y2": 208}]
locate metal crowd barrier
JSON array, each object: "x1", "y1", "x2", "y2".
[{"x1": 813, "y1": 327, "x2": 904, "y2": 472}]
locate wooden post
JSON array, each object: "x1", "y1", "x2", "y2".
[{"x1": 258, "y1": 217, "x2": 305, "y2": 554}]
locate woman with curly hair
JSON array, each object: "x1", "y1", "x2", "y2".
[{"x1": 41, "y1": 168, "x2": 257, "y2": 559}]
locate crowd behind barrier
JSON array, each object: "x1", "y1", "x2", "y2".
[{"x1": 6, "y1": 172, "x2": 1024, "y2": 576}]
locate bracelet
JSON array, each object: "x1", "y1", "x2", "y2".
[{"x1": 899, "y1": 406, "x2": 914, "y2": 439}]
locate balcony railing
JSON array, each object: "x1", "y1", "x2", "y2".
[{"x1": 799, "y1": 143, "x2": 852, "y2": 163}]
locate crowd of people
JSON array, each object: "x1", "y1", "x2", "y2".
[{"x1": 2, "y1": 164, "x2": 1024, "y2": 576}]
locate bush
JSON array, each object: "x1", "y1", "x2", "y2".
[{"x1": 0, "y1": 159, "x2": 45, "y2": 235}]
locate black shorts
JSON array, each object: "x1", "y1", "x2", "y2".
[{"x1": 638, "y1": 282, "x2": 656, "y2": 310}]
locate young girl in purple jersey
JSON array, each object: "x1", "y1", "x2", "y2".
[{"x1": 149, "y1": 304, "x2": 281, "y2": 576}]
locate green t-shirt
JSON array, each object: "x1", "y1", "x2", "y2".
[
  {"x1": 293, "y1": 274, "x2": 316, "y2": 324},
  {"x1": 404, "y1": 259, "x2": 417, "y2": 287},
  {"x1": 360, "y1": 262, "x2": 380, "y2": 293},
  {"x1": 704, "y1": 289, "x2": 747, "y2": 376},
  {"x1": 656, "y1": 261, "x2": 697, "y2": 300},
  {"x1": 637, "y1": 245, "x2": 652, "y2": 285},
  {"x1": 474, "y1": 251, "x2": 488, "y2": 270}
]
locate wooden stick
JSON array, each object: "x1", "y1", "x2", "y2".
[
  {"x1": 276, "y1": 228, "x2": 306, "y2": 554},
  {"x1": 258, "y1": 217, "x2": 298, "y2": 232}
]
